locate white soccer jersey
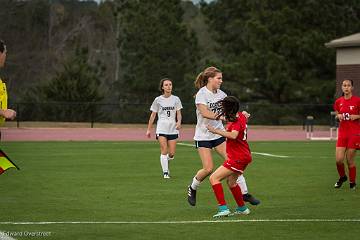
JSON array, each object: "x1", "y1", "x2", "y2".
[
  {"x1": 194, "y1": 86, "x2": 227, "y2": 141},
  {"x1": 150, "y1": 95, "x2": 183, "y2": 135}
]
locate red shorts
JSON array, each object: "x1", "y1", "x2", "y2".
[
  {"x1": 336, "y1": 134, "x2": 360, "y2": 149},
  {"x1": 223, "y1": 159, "x2": 250, "y2": 173}
]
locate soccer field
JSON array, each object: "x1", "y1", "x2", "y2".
[{"x1": 1, "y1": 141, "x2": 360, "y2": 240}]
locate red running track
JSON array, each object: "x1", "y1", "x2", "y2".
[{"x1": 0, "y1": 127, "x2": 334, "y2": 141}]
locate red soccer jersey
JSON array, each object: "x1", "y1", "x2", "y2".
[
  {"x1": 225, "y1": 113, "x2": 252, "y2": 163},
  {"x1": 334, "y1": 96, "x2": 360, "y2": 136}
]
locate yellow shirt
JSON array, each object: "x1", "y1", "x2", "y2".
[{"x1": 0, "y1": 78, "x2": 8, "y2": 124}]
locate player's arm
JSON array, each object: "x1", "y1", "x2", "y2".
[
  {"x1": 146, "y1": 111, "x2": 157, "y2": 138},
  {"x1": 206, "y1": 125, "x2": 239, "y2": 139},
  {"x1": 350, "y1": 99, "x2": 360, "y2": 120},
  {"x1": 335, "y1": 111, "x2": 344, "y2": 121},
  {"x1": 0, "y1": 109, "x2": 16, "y2": 120},
  {"x1": 176, "y1": 110, "x2": 182, "y2": 130},
  {"x1": 350, "y1": 114, "x2": 360, "y2": 121},
  {"x1": 196, "y1": 104, "x2": 222, "y2": 120}
]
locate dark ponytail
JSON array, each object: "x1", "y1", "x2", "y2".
[{"x1": 0, "y1": 40, "x2": 5, "y2": 53}]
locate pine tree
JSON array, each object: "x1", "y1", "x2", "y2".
[
  {"x1": 201, "y1": 0, "x2": 360, "y2": 104},
  {"x1": 22, "y1": 46, "x2": 104, "y2": 122},
  {"x1": 114, "y1": 0, "x2": 200, "y2": 103}
]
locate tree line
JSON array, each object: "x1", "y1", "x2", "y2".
[{"x1": 0, "y1": 0, "x2": 359, "y2": 124}]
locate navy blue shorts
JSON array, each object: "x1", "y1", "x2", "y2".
[
  {"x1": 156, "y1": 134, "x2": 178, "y2": 141},
  {"x1": 195, "y1": 137, "x2": 226, "y2": 149}
]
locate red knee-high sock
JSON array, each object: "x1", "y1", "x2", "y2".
[
  {"x1": 336, "y1": 163, "x2": 346, "y2": 177},
  {"x1": 212, "y1": 183, "x2": 226, "y2": 206},
  {"x1": 349, "y1": 166, "x2": 356, "y2": 183},
  {"x1": 230, "y1": 185, "x2": 245, "y2": 207}
]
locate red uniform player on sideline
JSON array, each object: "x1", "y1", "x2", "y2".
[
  {"x1": 206, "y1": 96, "x2": 252, "y2": 218},
  {"x1": 333, "y1": 79, "x2": 360, "y2": 189}
]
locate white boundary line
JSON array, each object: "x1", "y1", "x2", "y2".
[
  {"x1": 0, "y1": 219, "x2": 360, "y2": 225},
  {"x1": 177, "y1": 142, "x2": 290, "y2": 158},
  {"x1": 252, "y1": 152, "x2": 289, "y2": 158},
  {"x1": 177, "y1": 142, "x2": 196, "y2": 147}
]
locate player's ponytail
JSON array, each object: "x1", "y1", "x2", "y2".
[
  {"x1": 194, "y1": 72, "x2": 205, "y2": 90},
  {"x1": 0, "y1": 40, "x2": 6, "y2": 53},
  {"x1": 194, "y1": 66, "x2": 221, "y2": 90}
]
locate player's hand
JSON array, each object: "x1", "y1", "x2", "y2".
[
  {"x1": 242, "y1": 111, "x2": 251, "y2": 119},
  {"x1": 1, "y1": 109, "x2": 16, "y2": 120},
  {"x1": 337, "y1": 114, "x2": 344, "y2": 121},
  {"x1": 146, "y1": 130, "x2": 151, "y2": 138},
  {"x1": 215, "y1": 113, "x2": 226, "y2": 121},
  {"x1": 206, "y1": 124, "x2": 216, "y2": 133},
  {"x1": 176, "y1": 122, "x2": 181, "y2": 130}
]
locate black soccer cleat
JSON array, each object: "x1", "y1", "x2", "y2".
[
  {"x1": 350, "y1": 182, "x2": 356, "y2": 190},
  {"x1": 243, "y1": 193, "x2": 260, "y2": 205},
  {"x1": 334, "y1": 176, "x2": 348, "y2": 188},
  {"x1": 187, "y1": 185, "x2": 197, "y2": 206}
]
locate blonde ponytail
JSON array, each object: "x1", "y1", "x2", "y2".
[{"x1": 194, "y1": 66, "x2": 221, "y2": 90}]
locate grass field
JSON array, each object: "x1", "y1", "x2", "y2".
[{"x1": 1, "y1": 141, "x2": 360, "y2": 239}]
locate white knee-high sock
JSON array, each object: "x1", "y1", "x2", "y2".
[
  {"x1": 160, "y1": 154, "x2": 168, "y2": 173},
  {"x1": 236, "y1": 175, "x2": 248, "y2": 194},
  {"x1": 190, "y1": 176, "x2": 201, "y2": 190}
]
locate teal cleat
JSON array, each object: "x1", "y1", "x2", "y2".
[
  {"x1": 213, "y1": 205, "x2": 231, "y2": 218},
  {"x1": 232, "y1": 206, "x2": 250, "y2": 215}
]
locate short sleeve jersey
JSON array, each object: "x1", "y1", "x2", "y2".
[
  {"x1": 226, "y1": 114, "x2": 252, "y2": 162},
  {"x1": 194, "y1": 86, "x2": 227, "y2": 141},
  {"x1": 150, "y1": 95, "x2": 183, "y2": 135},
  {"x1": 334, "y1": 96, "x2": 360, "y2": 136}
]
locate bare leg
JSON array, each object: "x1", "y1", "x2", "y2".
[
  {"x1": 158, "y1": 136, "x2": 169, "y2": 176},
  {"x1": 334, "y1": 147, "x2": 348, "y2": 188}
]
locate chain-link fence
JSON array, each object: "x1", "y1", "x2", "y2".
[{"x1": 11, "y1": 102, "x2": 334, "y2": 127}]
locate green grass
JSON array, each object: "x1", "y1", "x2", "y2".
[{"x1": 1, "y1": 141, "x2": 360, "y2": 239}]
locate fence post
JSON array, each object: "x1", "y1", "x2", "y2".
[{"x1": 90, "y1": 103, "x2": 94, "y2": 128}]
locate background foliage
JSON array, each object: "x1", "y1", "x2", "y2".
[{"x1": 0, "y1": 0, "x2": 359, "y2": 124}]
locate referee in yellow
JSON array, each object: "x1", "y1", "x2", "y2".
[{"x1": 0, "y1": 40, "x2": 16, "y2": 131}]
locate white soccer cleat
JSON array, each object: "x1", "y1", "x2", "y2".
[
  {"x1": 163, "y1": 173, "x2": 170, "y2": 179},
  {"x1": 232, "y1": 206, "x2": 250, "y2": 215},
  {"x1": 213, "y1": 209, "x2": 231, "y2": 218}
]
